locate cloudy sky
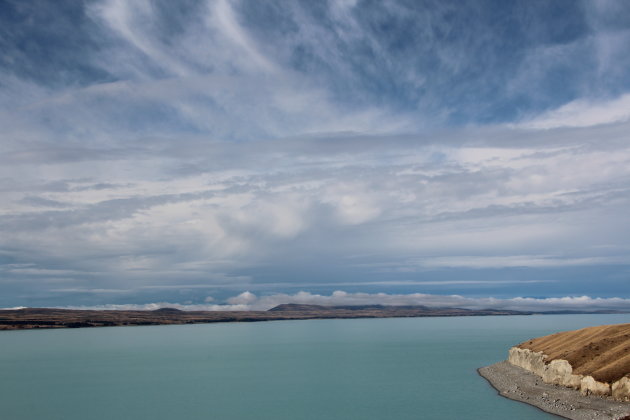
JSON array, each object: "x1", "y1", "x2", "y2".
[{"x1": 1, "y1": 0, "x2": 630, "y2": 311}]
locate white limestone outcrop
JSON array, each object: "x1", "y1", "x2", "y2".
[
  {"x1": 508, "y1": 347, "x2": 546, "y2": 376},
  {"x1": 543, "y1": 359, "x2": 582, "y2": 389},
  {"x1": 612, "y1": 377, "x2": 630, "y2": 401},
  {"x1": 580, "y1": 376, "x2": 611, "y2": 396},
  {"x1": 507, "y1": 347, "x2": 629, "y2": 401}
]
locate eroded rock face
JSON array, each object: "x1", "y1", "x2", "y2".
[
  {"x1": 508, "y1": 347, "x2": 547, "y2": 376},
  {"x1": 543, "y1": 359, "x2": 582, "y2": 389},
  {"x1": 612, "y1": 377, "x2": 630, "y2": 401},
  {"x1": 508, "y1": 347, "x2": 581, "y2": 388},
  {"x1": 580, "y1": 375, "x2": 611, "y2": 396},
  {"x1": 507, "y1": 347, "x2": 629, "y2": 400}
]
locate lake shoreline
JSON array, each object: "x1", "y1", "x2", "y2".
[{"x1": 479, "y1": 361, "x2": 630, "y2": 420}]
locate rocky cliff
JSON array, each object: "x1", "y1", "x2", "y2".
[{"x1": 507, "y1": 323, "x2": 630, "y2": 401}]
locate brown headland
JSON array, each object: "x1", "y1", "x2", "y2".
[
  {"x1": 479, "y1": 323, "x2": 630, "y2": 420},
  {"x1": 518, "y1": 323, "x2": 630, "y2": 384}
]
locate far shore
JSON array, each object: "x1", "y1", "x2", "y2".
[
  {"x1": 0, "y1": 304, "x2": 527, "y2": 331},
  {"x1": 0, "y1": 304, "x2": 626, "y2": 331}
]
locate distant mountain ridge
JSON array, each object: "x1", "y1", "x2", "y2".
[
  {"x1": 270, "y1": 304, "x2": 518, "y2": 314},
  {"x1": 269, "y1": 304, "x2": 431, "y2": 312}
]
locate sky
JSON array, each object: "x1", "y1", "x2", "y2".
[{"x1": 1, "y1": 0, "x2": 630, "y2": 311}]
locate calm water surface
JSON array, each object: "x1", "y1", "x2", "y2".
[{"x1": 1, "y1": 314, "x2": 628, "y2": 420}]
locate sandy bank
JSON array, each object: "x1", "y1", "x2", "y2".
[{"x1": 479, "y1": 361, "x2": 630, "y2": 419}]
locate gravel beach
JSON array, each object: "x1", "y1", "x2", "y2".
[{"x1": 479, "y1": 361, "x2": 630, "y2": 420}]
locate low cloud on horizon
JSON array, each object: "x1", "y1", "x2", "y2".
[{"x1": 10, "y1": 291, "x2": 628, "y2": 314}]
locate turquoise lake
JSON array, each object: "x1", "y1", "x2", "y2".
[{"x1": 1, "y1": 314, "x2": 628, "y2": 420}]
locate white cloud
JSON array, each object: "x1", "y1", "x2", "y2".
[
  {"x1": 519, "y1": 93, "x2": 630, "y2": 129},
  {"x1": 92, "y1": 0, "x2": 193, "y2": 77},
  {"x1": 227, "y1": 291, "x2": 258, "y2": 305},
  {"x1": 415, "y1": 255, "x2": 630, "y2": 269},
  {"x1": 2, "y1": 122, "x2": 630, "y2": 294},
  {"x1": 322, "y1": 183, "x2": 382, "y2": 225},
  {"x1": 210, "y1": 0, "x2": 277, "y2": 73}
]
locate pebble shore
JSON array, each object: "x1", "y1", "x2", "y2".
[{"x1": 479, "y1": 361, "x2": 630, "y2": 420}]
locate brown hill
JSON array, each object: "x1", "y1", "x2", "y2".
[{"x1": 518, "y1": 323, "x2": 630, "y2": 383}]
